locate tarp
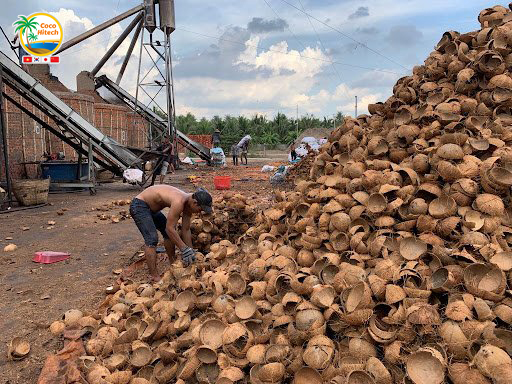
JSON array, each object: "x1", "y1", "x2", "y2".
[
  {"x1": 211, "y1": 147, "x2": 226, "y2": 165},
  {"x1": 123, "y1": 168, "x2": 143, "y2": 184},
  {"x1": 237, "y1": 135, "x2": 252, "y2": 148}
]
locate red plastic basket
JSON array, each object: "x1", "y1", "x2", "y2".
[
  {"x1": 214, "y1": 176, "x2": 231, "y2": 190},
  {"x1": 33, "y1": 251, "x2": 70, "y2": 264}
]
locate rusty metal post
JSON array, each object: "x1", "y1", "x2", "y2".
[{"x1": 0, "y1": 66, "x2": 12, "y2": 203}]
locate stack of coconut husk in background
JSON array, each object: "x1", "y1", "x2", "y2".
[
  {"x1": 189, "y1": 193, "x2": 257, "y2": 253},
  {"x1": 286, "y1": 152, "x2": 316, "y2": 180},
  {"x1": 44, "y1": 4, "x2": 512, "y2": 384}
]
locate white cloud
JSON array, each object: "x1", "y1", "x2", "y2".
[
  {"x1": 236, "y1": 36, "x2": 328, "y2": 77},
  {"x1": 332, "y1": 84, "x2": 383, "y2": 116}
]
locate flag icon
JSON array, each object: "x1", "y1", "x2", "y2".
[
  {"x1": 23, "y1": 56, "x2": 32, "y2": 63},
  {"x1": 50, "y1": 56, "x2": 60, "y2": 63},
  {"x1": 33, "y1": 57, "x2": 40, "y2": 63}
]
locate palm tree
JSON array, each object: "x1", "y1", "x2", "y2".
[
  {"x1": 14, "y1": 16, "x2": 39, "y2": 51},
  {"x1": 28, "y1": 32, "x2": 38, "y2": 44}
]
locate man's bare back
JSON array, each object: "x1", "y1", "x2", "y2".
[
  {"x1": 128, "y1": 186, "x2": 212, "y2": 281},
  {"x1": 136, "y1": 185, "x2": 191, "y2": 213}
]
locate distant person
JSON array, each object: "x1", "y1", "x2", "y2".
[
  {"x1": 290, "y1": 144, "x2": 297, "y2": 161},
  {"x1": 158, "y1": 140, "x2": 174, "y2": 184},
  {"x1": 169, "y1": 144, "x2": 176, "y2": 173},
  {"x1": 231, "y1": 143, "x2": 239, "y2": 166},
  {"x1": 240, "y1": 141, "x2": 249, "y2": 165},
  {"x1": 212, "y1": 129, "x2": 221, "y2": 148},
  {"x1": 150, "y1": 142, "x2": 166, "y2": 186}
]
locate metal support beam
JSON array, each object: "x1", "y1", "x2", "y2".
[
  {"x1": 91, "y1": 12, "x2": 143, "y2": 77},
  {"x1": 163, "y1": 33, "x2": 172, "y2": 138},
  {"x1": 55, "y1": 4, "x2": 144, "y2": 55},
  {"x1": 0, "y1": 67, "x2": 12, "y2": 204},
  {"x1": 2, "y1": 92, "x2": 111, "y2": 172},
  {"x1": 116, "y1": 19, "x2": 143, "y2": 84}
]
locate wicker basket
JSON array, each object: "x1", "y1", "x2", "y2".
[{"x1": 12, "y1": 179, "x2": 50, "y2": 206}]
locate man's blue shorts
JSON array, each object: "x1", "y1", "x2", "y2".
[{"x1": 129, "y1": 198, "x2": 169, "y2": 247}]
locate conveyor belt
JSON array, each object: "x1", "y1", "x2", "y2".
[
  {"x1": 0, "y1": 52, "x2": 142, "y2": 176},
  {"x1": 95, "y1": 74, "x2": 211, "y2": 162}
]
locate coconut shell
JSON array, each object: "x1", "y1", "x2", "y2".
[
  {"x1": 448, "y1": 363, "x2": 490, "y2": 384},
  {"x1": 293, "y1": 367, "x2": 323, "y2": 384},
  {"x1": 7, "y1": 337, "x2": 30, "y2": 360},
  {"x1": 258, "y1": 362, "x2": 286, "y2": 382},
  {"x1": 472, "y1": 345, "x2": 512, "y2": 380},
  {"x1": 235, "y1": 296, "x2": 257, "y2": 320},
  {"x1": 199, "y1": 319, "x2": 227, "y2": 349},
  {"x1": 407, "y1": 349, "x2": 446, "y2": 384},
  {"x1": 473, "y1": 194, "x2": 505, "y2": 216}
]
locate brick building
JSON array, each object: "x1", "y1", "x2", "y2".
[
  {"x1": 177, "y1": 134, "x2": 213, "y2": 155},
  {"x1": 1, "y1": 65, "x2": 149, "y2": 180}
]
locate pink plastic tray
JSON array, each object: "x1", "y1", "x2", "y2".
[{"x1": 33, "y1": 251, "x2": 70, "y2": 264}]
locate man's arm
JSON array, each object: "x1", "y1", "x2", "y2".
[
  {"x1": 181, "y1": 212, "x2": 193, "y2": 248},
  {"x1": 165, "y1": 203, "x2": 188, "y2": 250}
]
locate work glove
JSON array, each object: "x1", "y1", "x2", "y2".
[{"x1": 180, "y1": 246, "x2": 196, "y2": 266}]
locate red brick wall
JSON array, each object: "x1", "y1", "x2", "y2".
[
  {"x1": 54, "y1": 92, "x2": 95, "y2": 161},
  {"x1": 94, "y1": 103, "x2": 129, "y2": 146},
  {"x1": 127, "y1": 112, "x2": 149, "y2": 149},
  {"x1": 177, "y1": 134, "x2": 212, "y2": 155},
  {"x1": 1, "y1": 85, "x2": 96, "y2": 180}
]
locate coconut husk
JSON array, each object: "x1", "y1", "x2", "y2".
[
  {"x1": 293, "y1": 367, "x2": 323, "y2": 384},
  {"x1": 407, "y1": 349, "x2": 446, "y2": 384},
  {"x1": 448, "y1": 363, "x2": 490, "y2": 384},
  {"x1": 472, "y1": 345, "x2": 512, "y2": 381},
  {"x1": 199, "y1": 319, "x2": 227, "y2": 349},
  {"x1": 7, "y1": 337, "x2": 30, "y2": 360},
  {"x1": 258, "y1": 362, "x2": 286, "y2": 382}
]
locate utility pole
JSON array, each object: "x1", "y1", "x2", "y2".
[
  {"x1": 333, "y1": 113, "x2": 336, "y2": 130},
  {"x1": 355, "y1": 96, "x2": 358, "y2": 117},
  {"x1": 296, "y1": 104, "x2": 299, "y2": 138}
]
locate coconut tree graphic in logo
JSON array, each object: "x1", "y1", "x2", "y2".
[
  {"x1": 28, "y1": 32, "x2": 39, "y2": 44},
  {"x1": 14, "y1": 16, "x2": 39, "y2": 51}
]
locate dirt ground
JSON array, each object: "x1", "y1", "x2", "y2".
[{"x1": 0, "y1": 159, "x2": 284, "y2": 383}]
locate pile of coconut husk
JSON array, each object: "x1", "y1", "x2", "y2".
[
  {"x1": 286, "y1": 152, "x2": 317, "y2": 180},
  {"x1": 189, "y1": 193, "x2": 257, "y2": 253},
  {"x1": 43, "y1": 5, "x2": 512, "y2": 384}
]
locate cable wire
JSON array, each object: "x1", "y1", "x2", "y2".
[
  {"x1": 57, "y1": 20, "x2": 402, "y2": 76},
  {"x1": 177, "y1": 27, "x2": 403, "y2": 76},
  {"x1": 262, "y1": 0, "x2": 307, "y2": 51},
  {"x1": 296, "y1": 0, "x2": 343, "y2": 84},
  {"x1": 262, "y1": 0, "x2": 343, "y2": 86},
  {"x1": 279, "y1": 0, "x2": 411, "y2": 71}
]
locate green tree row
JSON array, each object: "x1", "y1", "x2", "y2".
[{"x1": 172, "y1": 112, "x2": 344, "y2": 152}]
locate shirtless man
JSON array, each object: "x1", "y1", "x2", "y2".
[{"x1": 129, "y1": 185, "x2": 213, "y2": 282}]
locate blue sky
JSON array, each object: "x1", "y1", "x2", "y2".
[{"x1": 0, "y1": 0, "x2": 504, "y2": 118}]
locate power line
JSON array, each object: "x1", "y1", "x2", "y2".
[
  {"x1": 177, "y1": 27, "x2": 403, "y2": 75},
  {"x1": 57, "y1": 21, "x2": 403, "y2": 76},
  {"x1": 297, "y1": 0, "x2": 343, "y2": 84},
  {"x1": 262, "y1": 0, "x2": 307, "y2": 51},
  {"x1": 279, "y1": 0, "x2": 410, "y2": 71},
  {"x1": 263, "y1": 0, "x2": 343, "y2": 87}
]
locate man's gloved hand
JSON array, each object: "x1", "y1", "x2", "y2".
[{"x1": 180, "y1": 246, "x2": 196, "y2": 266}]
